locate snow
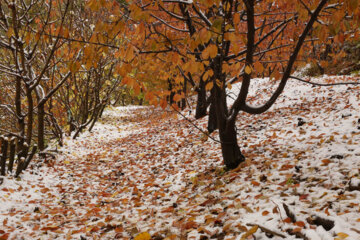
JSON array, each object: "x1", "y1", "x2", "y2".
[{"x1": 1, "y1": 77, "x2": 360, "y2": 239}]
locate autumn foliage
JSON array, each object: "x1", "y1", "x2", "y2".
[{"x1": 124, "y1": 0, "x2": 360, "y2": 168}]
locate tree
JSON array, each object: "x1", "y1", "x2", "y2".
[
  {"x1": 0, "y1": 0, "x2": 127, "y2": 175},
  {"x1": 0, "y1": 0, "x2": 72, "y2": 158},
  {"x1": 127, "y1": 0, "x2": 360, "y2": 169},
  {"x1": 53, "y1": 0, "x2": 128, "y2": 139}
]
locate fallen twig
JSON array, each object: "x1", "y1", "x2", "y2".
[
  {"x1": 283, "y1": 203, "x2": 296, "y2": 222},
  {"x1": 247, "y1": 223, "x2": 286, "y2": 238}
]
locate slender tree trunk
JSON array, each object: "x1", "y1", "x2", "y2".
[
  {"x1": 15, "y1": 77, "x2": 25, "y2": 152},
  {"x1": 0, "y1": 136, "x2": 8, "y2": 176},
  {"x1": 208, "y1": 100, "x2": 218, "y2": 133},
  {"x1": 25, "y1": 86, "x2": 33, "y2": 147},
  {"x1": 195, "y1": 79, "x2": 207, "y2": 119},
  {"x1": 181, "y1": 80, "x2": 186, "y2": 110},
  {"x1": 37, "y1": 103, "x2": 45, "y2": 151},
  {"x1": 219, "y1": 120, "x2": 245, "y2": 169}
]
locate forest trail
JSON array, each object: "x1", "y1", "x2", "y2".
[
  {"x1": 1, "y1": 76, "x2": 360, "y2": 240},
  {"x1": 1, "y1": 106, "x2": 223, "y2": 240}
]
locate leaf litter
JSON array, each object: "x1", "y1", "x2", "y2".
[{"x1": 1, "y1": 76, "x2": 360, "y2": 239}]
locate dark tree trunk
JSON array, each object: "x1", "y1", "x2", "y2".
[
  {"x1": 37, "y1": 103, "x2": 45, "y2": 151},
  {"x1": 168, "y1": 79, "x2": 175, "y2": 105},
  {"x1": 1, "y1": 136, "x2": 9, "y2": 176},
  {"x1": 25, "y1": 86, "x2": 33, "y2": 147},
  {"x1": 208, "y1": 102, "x2": 218, "y2": 133},
  {"x1": 15, "y1": 77, "x2": 25, "y2": 153},
  {"x1": 195, "y1": 80, "x2": 207, "y2": 119},
  {"x1": 181, "y1": 80, "x2": 186, "y2": 110},
  {"x1": 219, "y1": 120, "x2": 245, "y2": 169},
  {"x1": 8, "y1": 138, "x2": 16, "y2": 173},
  {"x1": 212, "y1": 72, "x2": 245, "y2": 169}
]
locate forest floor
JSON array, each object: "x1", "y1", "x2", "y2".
[{"x1": 1, "y1": 75, "x2": 360, "y2": 240}]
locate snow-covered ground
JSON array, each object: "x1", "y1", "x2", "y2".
[{"x1": 0, "y1": 76, "x2": 360, "y2": 240}]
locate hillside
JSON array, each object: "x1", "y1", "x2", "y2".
[{"x1": 1, "y1": 75, "x2": 360, "y2": 240}]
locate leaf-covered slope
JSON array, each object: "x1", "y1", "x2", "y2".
[{"x1": 1, "y1": 76, "x2": 360, "y2": 239}]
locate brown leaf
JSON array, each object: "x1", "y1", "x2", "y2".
[
  {"x1": 0, "y1": 233, "x2": 9, "y2": 240},
  {"x1": 251, "y1": 181, "x2": 260, "y2": 186},
  {"x1": 182, "y1": 221, "x2": 198, "y2": 230},
  {"x1": 294, "y1": 221, "x2": 305, "y2": 227}
]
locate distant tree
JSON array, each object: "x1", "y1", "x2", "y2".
[
  {"x1": 126, "y1": 0, "x2": 360, "y2": 169},
  {"x1": 0, "y1": 0, "x2": 128, "y2": 174},
  {"x1": 0, "y1": 0, "x2": 72, "y2": 159}
]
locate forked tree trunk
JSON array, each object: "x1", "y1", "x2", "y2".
[
  {"x1": 219, "y1": 120, "x2": 245, "y2": 169},
  {"x1": 212, "y1": 80, "x2": 245, "y2": 169}
]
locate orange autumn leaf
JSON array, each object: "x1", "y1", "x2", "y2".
[
  {"x1": 251, "y1": 180, "x2": 260, "y2": 186},
  {"x1": 294, "y1": 221, "x2": 305, "y2": 227},
  {"x1": 262, "y1": 210, "x2": 269, "y2": 216}
]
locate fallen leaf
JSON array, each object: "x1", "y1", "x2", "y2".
[
  {"x1": 241, "y1": 225, "x2": 258, "y2": 239},
  {"x1": 134, "y1": 232, "x2": 151, "y2": 240}
]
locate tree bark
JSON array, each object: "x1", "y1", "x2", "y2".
[
  {"x1": 15, "y1": 77, "x2": 25, "y2": 153},
  {"x1": 212, "y1": 75, "x2": 245, "y2": 169},
  {"x1": 195, "y1": 79, "x2": 207, "y2": 119},
  {"x1": 37, "y1": 103, "x2": 45, "y2": 151},
  {"x1": 0, "y1": 136, "x2": 8, "y2": 176},
  {"x1": 218, "y1": 118, "x2": 245, "y2": 169}
]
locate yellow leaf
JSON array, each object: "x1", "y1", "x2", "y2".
[
  {"x1": 7, "y1": 28, "x2": 14, "y2": 38},
  {"x1": 337, "y1": 232, "x2": 349, "y2": 239},
  {"x1": 208, "y1": 45, "x2": 218, "y2": 58},
  {"x1": 254, "y1": 62, "x2": 264, "y2": 73},
  {"x1": 224, "y1": 32, "x2": 236, "y2": 42},
  {"x1": 201, "y1": 44, "x2": 217, "y2": 59},
  {"x1": 205, "y1": 82, "x2": 213, "y2": 91},
  {"x1": 241, "y1": 225, "x2": 258, "y2": 240},
  {"x1": 125, "y1": 46, "x2": 135, "y2": 62},
  {"x1": 199, "y1": 29, "x2": 212, "y2": 44},
  {"x1": 173, "y1": 94, "x2": 182, "y2": 102},
  {"x1": 111, "y1": 191, "x2": 119, "y2": 198},
  {"x1": 134, "y1": 232, "x2": 151, "y2": 240},
  {"x1": 245, "y1": 65, "x2": 252, "y2": 75},
  {"x1": 203, "y1": 69, "x2": 213, "y2": 80},
  {"x1": 64, "y1": 160, "x2": 70, "y2": 164}
]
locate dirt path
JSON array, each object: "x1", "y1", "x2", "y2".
[{"x1": 1, "y1": 106, "x2": 221, "y2": 240}]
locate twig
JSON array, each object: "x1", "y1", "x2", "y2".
[
  {"x1": 290, "y1": 75, "x2": 360, "y2": 87},
  {"x1": 271, "y1": 200, "x2": 284, "y2": 222},
  {"x1": 168, "y1": 105, "x2": 222, "y2": 144},
  {"x1": 247, "y1": 223, "x2": 286, "y2": 238},
  {"x1": 283, "y1": 203, "x2": 296, "y2": 223}
]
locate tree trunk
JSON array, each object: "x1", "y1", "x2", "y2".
[
  {"x1": 25, "y1": 86, "x2": 33, "y2": 147},
  {"x1": 1, "y1": 136, "x2": 8, "y2": 176},
  {"x1": 212, "y1": 74, "x2": 245, "y2": 169},
  {"x1": 219, "y1": 121, "x2": 245, "y2": 169},
  {"x1": 37, "y1": 103, "x2": 45, "y2": 151},
  {"x1": 181, "y1": 80, "x2": 186, "y2": 110},
  {"x1": 195, "y1": 79, "x2": 207, "y2": 119},
  {"x1": 15, "y1": 77, "x2": 25, "y2": 153},
  {"x1": 208, "y1": 102, "x2": 218, "y2": 133}
]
